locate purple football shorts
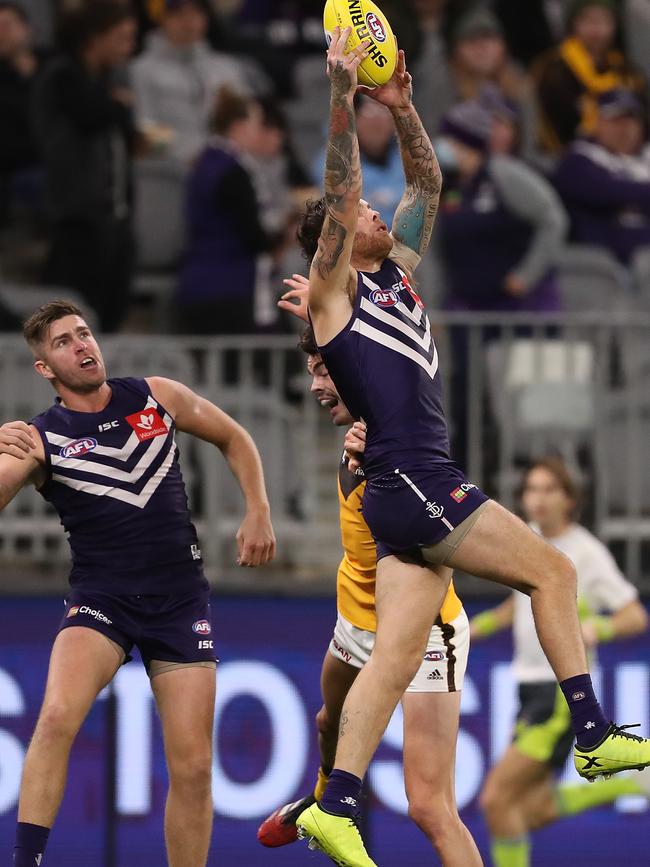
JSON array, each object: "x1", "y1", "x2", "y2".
[
  {"x1": 362, "y1": 462, "x2": 489, "y2": 562},
  {"x1": 58, "y1": 586, "x2": 216, "y2": 671}
]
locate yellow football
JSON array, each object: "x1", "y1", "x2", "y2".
[{"x1": 323, "y1": 0, "x2": 397, "y2": 88}]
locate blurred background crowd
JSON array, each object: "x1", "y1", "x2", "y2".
[{"x1": 1, "y1": 0, "x2": 650, "y2": 335}]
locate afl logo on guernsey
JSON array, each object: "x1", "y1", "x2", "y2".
[
  {"x1": 365, "y1": 12, "x2": 386, "y2": 42},
  {"x1": 371, "y1": 288, "x2": 399, "y2": 307},
  {"x1": 192, "y1": 619, "x2": 211, "y2": 635},
  {"x1": 59, "y1": 438, "x2": 98, "y2": 458}
]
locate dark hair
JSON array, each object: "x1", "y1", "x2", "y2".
[
  {"x1": 211, "y1": 85, "x2": 255, "y2": 135},
  {"x1": 522, "y1": 456, "x2": 582, "y2": 518},
  {"x1": 57, "y1": 0, "x2": 134, "y2": 56},
  {"x1": 298, "y1": 325, "x2": 318, "y2": 357},
  {"x1": 296, "y1": 197, "x2": 326, "y2": 262},
  {"x1": 0, "y1": 2, "x2": 29, "y2": 23},
  {"x1": 23, "y1": 299, "x2": 86, "y2": 347}
]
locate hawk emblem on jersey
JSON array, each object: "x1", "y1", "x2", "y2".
[
  {"x1": 370, "y1": 288, "x2": 399, "y2": 307},
  {"x1": 59, "y1": 438, "x2": 98, "y2": 459},
  {"x1": 125, "y1": 407, "x2": 169, "y2": 442}
]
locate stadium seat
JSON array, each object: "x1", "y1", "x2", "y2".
[
  {"x1": 630, "y1": 245, "x2": 650, "y2": 312},
  {"x1": 556, "y1": 245, "x2": 631, "y2": 312},
  {"x1": 486, "y1": 338, "x2": 595, "y2": 465},
  {"x1": 132, "y1": 158, "x2": 188, "y2": 330}
]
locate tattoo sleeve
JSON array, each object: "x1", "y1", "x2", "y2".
[
  {"x1": 391, "y1": 104, "x2": 442, "y2": 256},
  {"x1": 313, "y1": 65, "x2": 362, "y2": 282}
]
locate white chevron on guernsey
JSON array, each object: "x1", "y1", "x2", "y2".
[
  {"x1": 359, "y1": 271, "x2": 424, "y2": 326},
  {"x1": 51, "y1": 437, "x2": 177, "y2": 509},
  {"x1": 359, "y1": 297, "x2": 432, "y2": 351},
  {"x1": 45, "y1": 397, "x2": 164, "y2": 460},
  {"x1": 51, "y1": 418, "x2": 170, "y2": 483},
  {"x1": 351, "y1": 319, "x2": 439, "y2": 379}
]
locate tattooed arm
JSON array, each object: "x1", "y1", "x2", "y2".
[
  {"x1": 360, "y1": 49, "x2": 442, "y2": 271},
  {"x1": 308, "y1": 26, "x2": 368, "y2": 342}
]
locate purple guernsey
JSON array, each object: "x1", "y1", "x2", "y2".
[
  {"x1": 30, "y1": 377, "x2": 207, "y2": 595},
  {"x1": 319, "y1": 257, "x2": 452, "y2": 480}
]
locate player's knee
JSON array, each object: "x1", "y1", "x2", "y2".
[
  {"x1": 478, "y1": 778, "x2": 505, "y2": 821},
  {"x1": 532, "y1": 550, "x2": 577, "y2": 597},
  {"x1": 407, "y1": 795, "x2": 459, "y2": 848},
  {"x1": 316, "y1": 705, "x2": 338, "y2": 739},
  {"x1": 34, "y1": 701, "x2": 82, "y2": 745},
  {"x1": 371, "y1": 641, "x2": 423, "y2": 692},
  {"x1": 168, "y1": 747, "x2": 213, "y2": 795}
]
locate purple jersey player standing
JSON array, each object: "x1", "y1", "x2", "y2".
[
  {"x1": 0, "y1": 301, "x2": 275, "y2": 867},
  {"x1": 293, "y1": 28, "x2": 650, "y2": 867}
]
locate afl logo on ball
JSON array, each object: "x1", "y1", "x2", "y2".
[
  {"x1": 366, "y1": 12, "x2": 386, "y2": 42},
  {"x1": 370, "y1": 288, "x2": 399, "y2": 307},
  {"x1": 59, "y1": 438, "x2": 98, "y2": 458},
  {"x1": 192, "y1": 620, "x2": 211, "y2": 635}
]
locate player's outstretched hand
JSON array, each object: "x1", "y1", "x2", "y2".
[
  {"x1": 327, "y1": 25, "x2": 371, "y2": 95},
  {"x1": 358, "y1": 48, "x2": 412, "y2": 110},
  {"x1": 278, "y1": 274, "x2": 310, "y2": 323},
  {"x1": 0, "y1": 421, "x2": 37, "y2": 460},
  {"x1": 236, "y1": 508, "x2": 276, "y2": 567},
  {"x1": 344, "y1": 421, "x2": 366, "y2": 474}
]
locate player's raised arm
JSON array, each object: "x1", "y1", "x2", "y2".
[
  {"x1": 309, "y1": 27, "x2": 368, "y2": 333},
  {"x1": 0, "y1": 422, "x2": 46, "y2": 511},
  {"x1": 361, "y1": 49, "x2": 442, "y2": 268},
  {"x1": 147, "y1": 377, "x2": 276, "y2": 567}
]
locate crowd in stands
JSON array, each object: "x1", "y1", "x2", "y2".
[{"x1": 0, "y1": 0, "x2": 649, "y2": 333}]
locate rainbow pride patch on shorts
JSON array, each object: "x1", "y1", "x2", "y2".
[{"x1": 451, "y1": 486, "x2": 467, "y2": 503}]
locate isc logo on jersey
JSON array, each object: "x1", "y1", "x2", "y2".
[
  {"x1": 124, "y1": 407, "x2": 168, "y2": 442},
  {"x1": 370, "y1": 288, "x2": 399, "y2": 307},
  {"x1": 59, "y1": 438, "x2": 98, "y2": 459},
  {"x1": 192, "y1": 620, "x2": 211, "y2": 635}
]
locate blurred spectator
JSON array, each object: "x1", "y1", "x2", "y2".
[
  {"x1": 0, "y1": 1, "x2": 43, "y2": 222},
  {"x1": 535, "y1": 0, "x2": 645, "y2": 153},
  {"x1": 311, "y1": 94, "x2": 404, "y2": 227},
  {"x1": 131, "y1": 0, "x2": 250, "y2": 165},
  {"x1": 480, "y1": 84, "x2": 523, "y2": 155},
  {"x1": 624, "y1": 0, "x2": 650, "y2": 83},
  {"x1": 177, "y1": 87, "x2": 280, "y2": 335},
  {"x1": 410, "y1": 0, "x2": 453, "y2": 140},
  {"x1": 554, "y1": 88, "x2": 650, "y2": 263},
  {"x1": 443, "y1": 7, "x2": 537, "y2": 158},
  {"x1": 32, "y1": 0, "x2": 137, "y2": 332},
  {"x1": 435, "y1": 100, "x2": 568, "y2": 313},
  {"x1": 495, "y1": 0, "x2": 568, "y2": 66},
  {"x1": 245, "y1": 98, "x2": 315, "y2": 327}
]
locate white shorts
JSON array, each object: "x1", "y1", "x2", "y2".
[{"x1": 328, "y1": 609, "x2": 470, "y2": 693}]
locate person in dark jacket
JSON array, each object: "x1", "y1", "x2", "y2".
[
  {"x1": 436, "y1": 100, "x2": 567, "y2": 313},
  {"x1": 32, "y1": 1, "x2": 137, "y2": 332},
  {"x1": 177, "y1": 86, "x2": 278, "y2": 335},
  {"x1": 554, "y1": 88, "x2": 650, "y2": 262},
  {"x1": 0, "y1": 1, "x2": 44, "y2": 223}
]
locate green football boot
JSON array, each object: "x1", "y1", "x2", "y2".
[
  {"x1": 575, "y1": 723, "x2": 650, "y2": 781},
  {"x1": 296, "y1": 803, "x2": 377, "y2": 866}
]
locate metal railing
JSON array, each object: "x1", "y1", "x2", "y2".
[{"x1": 2, "y1": 312, "x2": 650, "y2": 592}]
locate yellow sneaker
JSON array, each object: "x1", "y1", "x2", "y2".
[
  {"x1": 296, "y1": 803, "x2": 377, "y2": 866},
  {"x1": 575, "y1": 723, "x2": 650, "y2": 781}
]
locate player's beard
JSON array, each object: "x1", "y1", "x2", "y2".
[
  {"x1": 51, "y1": 362, "x2": 107, "y2": 394},
  {"x1": 354, "y1": 230, "x2": 393, "y2": 262}
]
